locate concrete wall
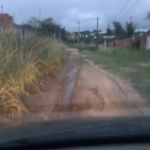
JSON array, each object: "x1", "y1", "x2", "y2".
[
  {"x1": 146, "y1": 36, "x2": 150, "y2": 49},
  {"x1": 140, "y1": 36, "x2": 146, "y2": 49},
  {"x1": 139, "y1": 35, "x2": 150, "y2": 50}
]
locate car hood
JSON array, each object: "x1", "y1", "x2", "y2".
[{"x1": 0, "y1": 117, "x2": 150, "y2": 148}]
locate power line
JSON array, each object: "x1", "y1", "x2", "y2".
[
  {"x1": 121, "y1": 0, "x2": 140, "y2": 17},
  {"x1": 39, "y1": 9, "x2": 41, "y2": 21},
  {"x1": 113, "y1": 0, "x2": 131, "y2": 18}
]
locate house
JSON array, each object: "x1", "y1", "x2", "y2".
[{"x1": 0, "y1": 13, "x2": 13, "y2": 29}]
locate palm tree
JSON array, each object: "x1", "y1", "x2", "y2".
[
  {"x1": 113, "y1": 22, "x2": 126, "y2": 38},
  {"x1": 125, "y1": 22, "x2": 136, "y2": 38}
]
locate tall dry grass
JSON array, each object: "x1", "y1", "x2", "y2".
[{"x1": 0, "y1": 30, "x2": 68, "y2": 119}]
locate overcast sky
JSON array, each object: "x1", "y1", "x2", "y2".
[{"x1": 1, "y1": 0, "x2": 150, "y2": 31}]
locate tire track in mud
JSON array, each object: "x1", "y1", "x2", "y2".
[
  {"x1": 51, "y1": 49, "x2": 82, "y2": 120},
  {"x1": 59, "y1": 63, "x2": 80, "y2": 119}
]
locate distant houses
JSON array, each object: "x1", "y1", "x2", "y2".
[
  {"x1": 68, "y1": 30, "x2": 110, "y2": 44},
  {"x1": 107, "y1": 32, "x2": 150, "y2": 50}
]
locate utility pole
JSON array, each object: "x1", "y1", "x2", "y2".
[
  {"x1": 1, "y1": 5, "x2": 3, "y2": 13},
  {"x1": 59, "y1": 28, "x2": 61, "y2": 41},
  {"x1": 77, "y1": 21, "x2": 80, "y2": 43},
  {"x1": 13, "y1": 13, "x2": 15, "y2": 24},
  {"x1": 39, "y1": 9, "x2": 41, "y2": 21},
  {"x1": 108, "y1": 23, "x2": 109, "y2": 29},
  {"x1": 54, "y1": 27, "x2": 56, "y2": 41},
  {"x1": 96, "y1": 17, "x2": 99, "y2": 49},
  {"x1": 130, "y1": 16, "x2": 133, "y2": 23},
  {"x1": 106, "y1": 23, "x2": 109, "y2": 47}
]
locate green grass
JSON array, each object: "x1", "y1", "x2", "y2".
[
  {"x1": 0, "y1": 30, "x2": 68, "y2": 119},
  {"x1": 73, "y1": 43, "x2": 97, "y2": 52},
  {"x1": 82, "y1": 48, "x2": 150, "y2": 99}
]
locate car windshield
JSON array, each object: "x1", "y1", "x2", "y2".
[{"x1": 0, "y1": 0, "x2": 150, "y2": 131}]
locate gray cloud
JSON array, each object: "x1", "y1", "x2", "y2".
[{"x1": 1, "y1": 0, "x2": 150, "y2": 31}]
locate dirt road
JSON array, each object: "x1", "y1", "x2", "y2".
[
  {"x1": 68, "y1": 49, "x2": 150, "y2": 118},
  {"x1": 18, "y1": 48, "x2": 150, "y2": 123},
  {"x1": 72, "y1": 59, "x2": 150, "y2": 118}
]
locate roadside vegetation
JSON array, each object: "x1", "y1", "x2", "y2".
[
  {"x1": 73, "y1": 43, "x2": 96, "y2": 52},
  {"x1": 0, "y1": 30, "x2": 68, "y2": 119},
  {"x1": 81, "y1": 47, "x2": 150, "y2": 99}
]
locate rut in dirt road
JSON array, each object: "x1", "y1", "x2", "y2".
[{"x1": 16, "y1": 49, "x2": 81, "y2": 123}]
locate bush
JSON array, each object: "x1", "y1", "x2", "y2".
[{"x1": 0, "y1": 30, "x2": 68, "y2": 119}]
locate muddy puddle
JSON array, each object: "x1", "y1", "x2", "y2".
[{"x1": 60, "y1": 64, "x2": 80, "y2": 119}]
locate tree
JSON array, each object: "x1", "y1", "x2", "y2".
[
  {"x1": 106, "y1": 28, "x2": 112, "y2": 35},
  {"x1": 125, "y1": 22, "x2": 136, "y2": 37},
  {"x1": 26, "y1": 17, "x2": 68, "y2": 41},
  {"x1": 28, "y1": 17, "x2": 40, "y2": 27},
  {"x1": 61, "y1": 27, "x2": 67, "y2": 41},
  {"x1": 113, "y1": 21, "x2": 126, "y2": 38}
]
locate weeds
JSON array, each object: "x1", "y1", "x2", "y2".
[
  {"x1": 73, "y1": 43, "x2": 97, "y2": 52},
  {"x1": 0, "y1": 30, "x2": 68, "y2": 119}
]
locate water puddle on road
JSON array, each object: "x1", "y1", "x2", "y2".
[{"x1": 60, "y1": 63, "x2": 80, "y2": 119}]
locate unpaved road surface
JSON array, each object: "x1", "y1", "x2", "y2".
[
  {"x1": 72, "y1": 59, "x2": 150, "y2": 118},
  {"x1": 16, "y1": 48, "x2": 150, "y2": 123}
]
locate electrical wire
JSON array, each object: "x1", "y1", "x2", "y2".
[
  {"x1": 121, "y1": 0, "x2": 140, "y2": 17},
  {"x1": 113, "y1": 0, "x2": 131, "y2": 18}
]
